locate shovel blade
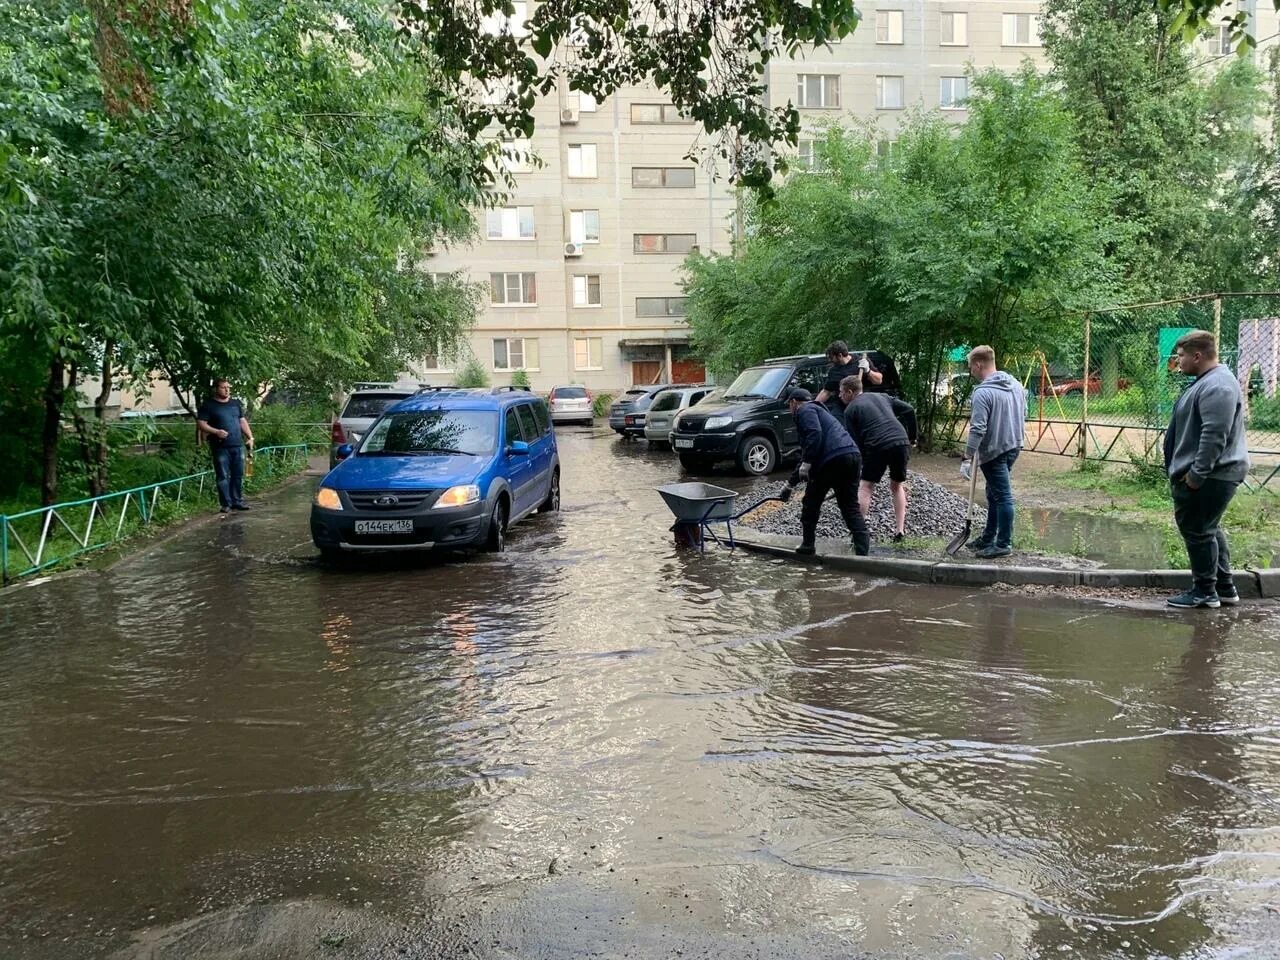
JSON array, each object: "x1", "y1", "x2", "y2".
[{"x1": 944, "y1": 520, "x2": 971, "y2": 557}]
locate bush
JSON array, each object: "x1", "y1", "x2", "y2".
[
  {"x1": 456, "y1": 358, "x2": 490, "y2": 388},
  {"x1": 592, "y1": 393, "x2": 614, "y2": 418},
  {"x1": 1124, "y1": 452, "x2": 1168, "y2": 488},
  {"x1": 511, "y1": 368, "x2": 531, "y2": 389}
]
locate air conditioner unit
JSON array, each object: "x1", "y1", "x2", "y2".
[
  {"x1": 564, "y1": 241, "x2": 584, "y2": 257},
  {"x1": 561, "y1": 106, "x2": 580, "y2": 124}
]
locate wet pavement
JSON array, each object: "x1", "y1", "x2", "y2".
[{"x1": 3, "y1": 430, "x2": 1280, "y2": 959}]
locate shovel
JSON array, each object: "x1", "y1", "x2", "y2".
[{"x1": 945, "y1": 461, "x2": 980, "y2": 557}]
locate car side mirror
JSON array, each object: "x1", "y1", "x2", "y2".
[
  {"x1": 336, "y1": 443, "x2": 354, "y2": 460},
  {"x1": 508, "y1": 440, "x2": 530, "y2": 456}
]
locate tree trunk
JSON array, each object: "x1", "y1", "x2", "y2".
[{"x1": 41, "y1": 355, "x2": 67, "y2": 507}]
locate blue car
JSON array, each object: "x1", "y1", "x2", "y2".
[{"x1": 311, "y1": 387, "x2": 560, "y2": 558}]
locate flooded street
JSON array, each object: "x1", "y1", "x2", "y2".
[{"x1": 4, "y1": 431, "x2": 1280, "y2": 959}]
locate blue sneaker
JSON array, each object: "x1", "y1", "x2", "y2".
[
  {"x1": 1217, "y1": 584, "x2": 1241, "y2": 606},
  {"x1": 1167, "y1": 589, "x2": 1220, "y2": 609}
]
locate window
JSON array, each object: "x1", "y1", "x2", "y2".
[
  {"x1": 514, "y1": 404, "x2": 539, "y2": 441},
  {"x1": 940, "y1": 76, "x2": 969, "y2": 110},
  {"x1": 482, "y1": 0, "x2": 528, "y2": 36},
  {"x1": 363, "y1": 410, "x2": 498, "y2": 456},
  {"x1": 876, "y1": 75, "x2": 904, "y2": 110},
  {"x1": 567, "y1": 144, "x2": 597, "y2": 178},
  {"x1": 1002, "y1": 13, "x2": 1040, "y2": 46},
  {"x1": 635, "y1": 296, "x2": 689, "y2": 317},
  {"x1": 634, "y1": 234, "x2": 697, "y2": 255},
  {"x1": 940, "y1": 11, "x2": 967, "y2": 45},
  {"x1": 574, "y1": 337, "x2": 604, "y2": 370},
  {"x1": 493, "y1": 337, "x2": 540, "y2": 371},
  {"x1": 579, "y1": 92, "x2": 598, "y2": 113},
  {"x1": 490, "y1": 272, "x2": 537, "y2": 305},
  {"x1": 573, "y1": 274, "x2": 602, "y2": 306},
  {"x1": 630, "y1": 103, "x2": 693, "y2": 124},
  {"x1": 569, "y1": 209, "x2": 600, "y2": 244},
  {"x1": 796, "y1": 74, "x2": 840, "y2": 108},
  {"x1": 1209, "y1": 23, "x2": 1233, "y2": 55},
  {"x1": 531, "y1": 399, "x2": 551, "y2": 434},
  {"x1": 499, "y1": 138, "x2": 532, "y2": 173},
  {"x1": 631, "y1": 167, "x2": 696, "y2": 188},
  {"x1": 797, "y1": 139, "x2": 815, "y2": 170},
  {"x1": 877, "y1": 139, "x2": 897, "y2": 159},
  {"x1": 876, "y1": 10, "x2": 904, "y2": 43},
  {"x1": 420, "y1": 343, "x2": 452, "y2": 371},
  {"x1": 486, "y1": 206, "x2": 535, "y2": 240}
]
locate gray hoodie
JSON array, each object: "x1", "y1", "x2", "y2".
[
  {"x1": 1163, "y1": 363, "x2": 1249, "y2": 484},
  {"x1": 965, "y1": 370, "x2": 1026, "y2": 465}
]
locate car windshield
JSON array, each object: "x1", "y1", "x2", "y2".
[
  {"x1": 723, "y1": 367, "x2": 790, "y2": 399},
  {"x1": 359, "y1": 410, "x2": 497, "y2": 456},
  {"x1": 554, "y1": 386, "x2": 589, "y2": 399},
  {"x1": 650, "y1": 391, "x2": 682, "y2": 412},
  {"x1": 341, "y1": 393, "x2": 410, "y2": 419}
]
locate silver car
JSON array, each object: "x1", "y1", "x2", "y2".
[
  {"x1": 643, "y1": 386, "x2": 715, "y2": 445},
  {"x1": 329, "y1": 384, "x2": 417, "y2": 466},
  {"x1": 548, "y1": 385, "x2": 594, "y2": 425}
]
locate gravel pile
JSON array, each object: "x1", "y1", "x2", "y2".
[{"x1": 742, "y1": 471, "x2": 985, "y2": 543}]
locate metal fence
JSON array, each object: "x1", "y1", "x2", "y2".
[
  {"x1": 939, "y1": 292, "x2": 1280, "y2": 489},
  {"x1": 0, "y1": 443, "x2": 314, "y2": 584}
]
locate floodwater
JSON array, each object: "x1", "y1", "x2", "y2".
[{"x1": 3, "y1": 432, "x2": 1280, "y2": 959}]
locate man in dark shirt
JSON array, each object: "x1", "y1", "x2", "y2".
[
  {"x1": 840, "y1": 374, "x2": 916, "y2": 542},
  {"x1": 814, "y1": 340, "x2": 881, "y2": 416},
  {"x1": 197, "y1": 378, "x2": 255, "y2": 513},
  {"x1": 785, "y1": 387, "x2": 870, "y2": 556}
]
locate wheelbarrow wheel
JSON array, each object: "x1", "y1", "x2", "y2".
[{"x1": 736, "y1": 435, "x2": 777, "y2": 476}]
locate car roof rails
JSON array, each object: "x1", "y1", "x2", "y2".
[
  {"x1": 413, "y1": 384, "x2": 462, "y2": 394},
  {"x1": 761, "y1": 353, "x2": 826, "y2": 364},
  {"x1": 490, "y1": 385, "x2": 532, "y2": 394},
  {"x1": 351, "y1": 380, "x2": 400, "y2": 391}
]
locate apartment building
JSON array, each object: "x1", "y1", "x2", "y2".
[{"x1": 421, "y1": 0, "x2": 1050, "y2": 394}]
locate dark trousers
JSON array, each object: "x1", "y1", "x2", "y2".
[
  {"x1": 801, "y1": 453, "x2": 869, "y2": 555},
  {"x1": 212, "y1": 445, "x2": 245, "y2": 508},
  {"x1": 979, "y1": 448, "x2": 1019, "y2": 549},
  {"x1": 1171, "y1": 478, "x2": 1238, "y2": 594}
]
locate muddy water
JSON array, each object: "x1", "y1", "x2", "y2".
[{"x1": 3, "y1": 432, "x2": 1280, "y2": 959}]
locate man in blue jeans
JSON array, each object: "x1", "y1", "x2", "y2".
[
  {"x1": 1163, "y1": 330, "x2": 1249, "y2": 609},
  {"x1": 197, "y1": 378, "x2": 255, "y2": 514},
  {"x1": 960, "y1": 345, "x2": 1026, "y2": 558}
]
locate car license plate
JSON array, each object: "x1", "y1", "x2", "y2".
[
  {"x1": 355, "y1": 519, "x2": 413, "y2": 534},
  {"x1": 674, "y1": 439, "x2": 694, "y2": 449}
]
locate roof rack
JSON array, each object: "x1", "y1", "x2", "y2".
[
  {"x1": 761, "y1": 353, "x2": 827, "y2": 364},
  {"x1": 490, "y1": 385, "x2": 531, "y2": 394},
  {"x1": 412, "y1": 384, "x2": 462, "y2": 394}
]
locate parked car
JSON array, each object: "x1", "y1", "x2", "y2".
[
  {"x1": 548, "y1": 384, "x2": 594, "y2": 426},
  {"x1": 311, "y1": 387, "x2": 559, "y2": 558},
  {"x1": 329, "y1": 383, "x2": 419, "y2": 467},
  {"x1": 643, "y1": 386, "x2": 716, "y2": 445},
  {"x1": 1050, "y1": 375, "x2": 1132, "y2": 397},
  {"x1": 667, "y1": 351, "x2": 888, "y2": 475},
  {"x1": 609, "y1": 384, "x2": 672, "y2": 437}
]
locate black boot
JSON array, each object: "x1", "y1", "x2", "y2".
[{"x1": 796, "y1": 528, "x2": 816, "y2": 556}]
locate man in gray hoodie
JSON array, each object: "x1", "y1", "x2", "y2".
[
  {"x1": 1163, "y1": 330, "x2": 1249, "y2": 609},
  {"x1": 961, "y1": 345, "x2": 1026, "y2": 558}
]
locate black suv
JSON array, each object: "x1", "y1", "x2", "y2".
[{"x1": 668, "y1": 352, "x2": 889, "y2": 475}]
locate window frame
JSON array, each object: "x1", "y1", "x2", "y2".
[
  {"x1": 635, "y1": 296, "x2": 689, "y2": 317},
  {"x1": 572, "y1": 274, "x2": 602, "y2": 307},
  {"x1": 486, "y1": 205, "x2": 536, "y2": 241},
  {"x1": 573, "y1": 336, "x2": 604, "y2": 371},
  {"x1": 631, "y1": 166, "x2": 697, "y2": 188},
  {"x1": 1001, "y1": 12, "x2": 1040, "y2": 46},
  {"x1": 514, "y1": 403, "x2": 539, "y2": 442},
  {"x1": 940, "y1": 11, "x2": 968, "y2": 45},
  {"x1": 875, "y1": 75, "x2": 905, "y2": 110},
  {"x1": 569, "y1": 209, "x2": 601, "y2": 244},
  {"x1": 567, "y1": 143, "x2": 598, "y2": 178},
  {"x1": 493, "y1": 337, "x2": 540, "y2": 372},
  {"x1": 876, "y1": 9, "x2": 904, "y2": 43},
  {"x1": 633, "y1": 233, "x2": 698, "y2": 255},
  {"x1": 795, "y1": 73, "x2": 841, "y2": 109},
  {"x1": 490, "y1": 272, "x2": 538, "y2": 306},
  {"x1": 939, "y1": 76, "x2": 969, "y2": 111}
]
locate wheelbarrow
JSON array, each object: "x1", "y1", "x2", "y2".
[{"x1": 655, "y1": 482, "x2": 792, "y2": 552}]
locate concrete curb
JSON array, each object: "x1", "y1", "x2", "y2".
[{"x1": 733, "y1": 533, "x2": 1266, "y2": 598}]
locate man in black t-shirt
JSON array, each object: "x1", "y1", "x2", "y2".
[
  {"x1": 840, "y1": 374, "x2": 916, "y2": 542},
  {"x1": 815, "y1": 340, "x2": 881, "y2": 416},
  {"x1": 196, "y1": 378, "x2": 255, "y2": 513}
]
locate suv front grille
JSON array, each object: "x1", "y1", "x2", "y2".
[
  {"x1": 675, "y1": 417, "x2": 704, "y2": 433},
  {"x1": 346, "y1": 490, "x2": 436, "y2": 511}
]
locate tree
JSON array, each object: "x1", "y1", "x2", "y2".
[
  {"x1": 400, "y1": 0, "x2": 861, "y2": 188},
  {"x1": 683, "y1": 68, "x2": 1119, "y2": 443}
]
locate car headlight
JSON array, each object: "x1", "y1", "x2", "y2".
[
  {"x1": 314, "y1": 486, "x2": 343, "y2": 510},
  {"x1": 433, "y1": 484, "x2": 481, "y2": 509},
  {"x1": 703, "y1": 415, "x2": 733, "y2": 430}
]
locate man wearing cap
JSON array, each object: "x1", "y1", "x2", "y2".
[{"x1": 785, "y1": 386, "x2": 870, "y2": 557}]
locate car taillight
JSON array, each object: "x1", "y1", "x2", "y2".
[
  {"x1": 330, "y1": 420, "x2": 346, "y2": 443},
  {"x1": 586, "y1": 388, "x2": 593, "y2": 400}
]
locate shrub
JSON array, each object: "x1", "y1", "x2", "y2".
[
  {"x1": 511, "y1": 369, "x2": 531, "y2": 389},
  {"x1": 592, "y1": 393, "x2": 614, "y2": 418},
  {"x1": 456, "y1": 358, "x2": 490, "y2": 388}
]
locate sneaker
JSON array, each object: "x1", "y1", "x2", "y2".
[
  {"x1": 1166, "y1": 589, "x2": 1221, "y2": 609},
  {"x1": 231, "y1": 503, "x2": 251, "y2": 511},
  {"x1": 966, "y1": 537, "x2": 990, "y2": 552},
  {"x1": 975, "y1": 545, "x2": 1012, "y2": 559},
  {"x1": 795, "y1": 543, "x2": 816, "y2": 556},
  {"x1": 1217, "y1": 585, "x2": 1241, "y2": 606},
  {"x1": 218, "y1": 506, "x2": 230, "y2": 514},
  {"x1": 891, "y1": 532, "x2": 905, "y2": 544}
]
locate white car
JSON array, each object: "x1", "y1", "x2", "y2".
[
  {"x1": 643, "y1": 386, "x2": 715, "y2": 445},
  {"x1": 548, "y1": 385, "x2": 594, "y2": 425}
]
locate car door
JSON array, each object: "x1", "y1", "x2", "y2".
[
  {"x1": 503, "y1": 406, "x2": 536, "y2": 518},
  {"x1": 780, "y1": 365, "x2": 826, "y2": 451},
  {"x1": 514, "y1": 403, "x2": 550, "y2": 506}
]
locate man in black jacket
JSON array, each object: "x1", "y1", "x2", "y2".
[
  {"x1": 786, "y1": 387, "x2": 870, "y2": 556},
  {"x1": 840, "y1": 374, "x2": 917, "y2": 542}
]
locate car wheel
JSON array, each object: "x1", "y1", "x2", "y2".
[
  {"x1": 485, "y1": 498, "x2": 507, "y2": 553},
  {"x1": 540, "y1": 470, "x2": 561, "y2": 513},
  {"x1": 737, "y1": 435, "x2": 777, "y2": 476}
]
